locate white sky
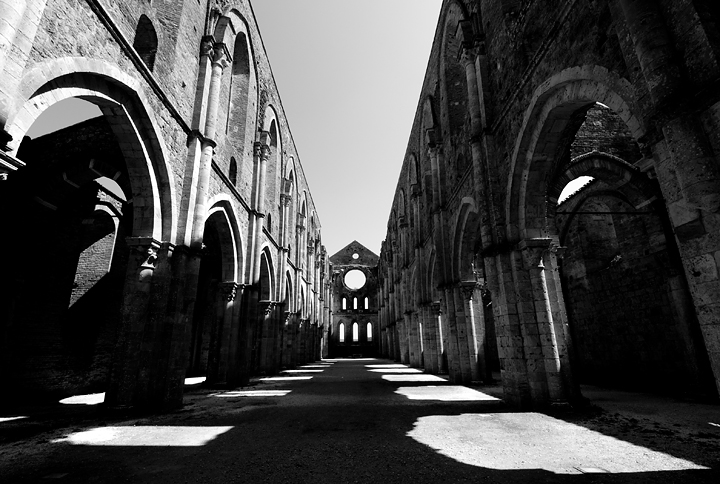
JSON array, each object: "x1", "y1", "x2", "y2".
[{"x1": 252, "y1": 1, "x2": 443, "y2": 255}]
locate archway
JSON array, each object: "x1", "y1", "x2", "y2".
[
  {"x1": 505, "y1": 74, "x2": 714, "y2": 401},
  {"x1": 0, "y1": 66, "x2": 173, "y2": 401}
]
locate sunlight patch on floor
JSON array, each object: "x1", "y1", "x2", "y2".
[
  {"x1": 260, "y1": 376, "x2": 313, "y2": 381},
  {"x1": 59, "y1": 393, "x2": 105, "y2": 405},
  {"x1": 299, "y1": 365, "x2": 329, "y2": 368},
  {"x1": 185, "y1": 377, "x2": 206, "y2": 385},
  {"x1": 366, "y1": 364, "x2": 409, "y2": 369},
  {"x1": 408, "y1": 413, "x2": 709, "y2": 474},
  {"x1": 0, "y1": 416, "x2": 28, "y2": 423},
  {"x1": 281, "y1": 369, "x2": 324, "y2": 373},
  {"x1": 395, "y1": 386, "x2": 500, "y2": 402},
  {"x1": 369, "y1": 368, "x2": 422, "y2": 374},
  {"x1": 52, "y1": 426, "x2": 232, "y2": 446},
  {"x1": 211, "y1": 390, "x2": 291, "y2": 398},
  {"x1": 382, "y1": 374, "x2": 447, "y2": 382}
]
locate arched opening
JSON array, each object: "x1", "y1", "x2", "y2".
[
  {"x1": 342, "y1": 297, "x2": 347, "y2": 310},
  {"x1": 509, "y1": 83, "x2": 715, "y2": 399},
  {"x1": 352, "y1": 322, "x2": 359, "y2": 343},
  {"x1": 367, "y1": 323, "x2": 373, "y2": 342},
  {"x1": 188, "y1": 206, "x2": 239, "y2": 382},
  {"x1": 339, "y1": 323, "x2": 345, "y2": 343},
  {"x1": 133, "y1": 15, "x2": 158, "y2": 71},
  {"x1": 364, "y1": 297, "x2": 369, "y2": 310},
  {"x1": 353, "y1": 297, "x2": 358, "y2": 310},
  {"x1": 0, "y1": 71, "x2": 171, "y2": 402}
]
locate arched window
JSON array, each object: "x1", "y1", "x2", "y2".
[
  {"x1": 342, "y1": 297, "x2": 347, "y2": 310},
  {"x1": 133, "y1": 15, "x2": 158, "y2": 71},
  {"x1": 353, "y1": 297, "x2": 358, "y2": 310},
  {"x1": 367, "y1": 323, "x2": 373, "y2": 342},
  {"x1": 229, "y1": 157, "x2": 237, "y2": 186},
  {"x1": 339, "y1": 323, "x2": 345, "y2": 343},
  {"x1": 352, "y1": 322, "x2": 359, "y2": 342},
  {"x1": 364, "y1": 297, "x2": 369, "y2": 310}
]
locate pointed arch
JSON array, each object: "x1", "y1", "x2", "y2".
[
  {"x1": 9, "y1": 60, "x2": 178, "y2": 241},
  {"x1": 506, "y1": 66, "x2": 645, "y2": 242}
]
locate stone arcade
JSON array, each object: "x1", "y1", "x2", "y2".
[
  {"x1": 0, "y1": 0, "x2": 330, "y2": 410},
  {"x1": 2, "y1": 0, "x2": 720, "y2": 414},
  {"x1": 379, "y1": 0, "x2": 720, "y2": 408}
]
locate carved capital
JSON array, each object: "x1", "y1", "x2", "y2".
[
  {"x1": 430, "y1": 301, "x2": 442, "y2": 315},
  {"x1": 517, "y1": 238, "x2": 566, "y2": 268},
  {"x1": 259, "y1": 300, "x2": 277, "y2": 316},
  {"x1": 459, "y1": 46, "x2": 479, "y2": 66},
  {"x1": 126, "y1": 237, "x2": 162, "y2": 270},
  {"x1": 254, "y1": 142, "x2": 271, "y2": 161},
  {"x1": 199, "y1": 36, "x2": 214, "y2": 58},
  {"x1": 212, "y1": 42, "x2": 230, "y2": 69},
  {"x1": 460, "y1": 280, "x2": 481, "y2": 301},
  {"x1": 280, "y1": 193, "x2": 292, "y2": 206},
  {"x1": 219, "y1": 282, "x2": 239, "y2": 301}
]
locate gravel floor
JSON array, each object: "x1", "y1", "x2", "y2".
[{"x1": 1, "y1": 358, "x2": 719, "y2": 483}]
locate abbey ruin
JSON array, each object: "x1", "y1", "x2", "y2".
[
  {"x1": 0, "y1": 0, "x2": 330, "y2": 411},
  {"x1": 378, "y1": 0, "x2": 720, "y2": 408},
  {"x1": 1, "y1": 0, "x2": 720, "y2": 416}
]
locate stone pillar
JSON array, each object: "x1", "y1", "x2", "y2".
[
  {"x1": 106, "y1": 238, "x2": 182, "y2": 409},
  {"x1": 206, "y1": 281, "x2": 238, "y2": 386},
  {"x1": 257, "y1": 301, "x2": 276, "y2": 374},
  {"x1": 447, "y1": 284, "x2": 473, "y2": 384},
  {"x1": 190, "y1": 42, "x2": 229, "y2": 247},
  {"x1": 615, "y1": 0, "x2": 720, "y2": 393},
  {"x1": 431, "y1": 301, "x2": 447, "y2": 374},
  {"x1": 420, "y1": 303, "x2": 438, "y2": 373},
  {"x1": 461, "y1": 280, "x2": 487, "y2": 382},
  {"x1": 617, "y1": 0, "x2": 681, "y2": 106},
  {"x1": 227, "y1": 284, "x2": 248, "y2": 386},
  {"x1": 517, "y1": 239, "x2": 567, "y2": 404}
]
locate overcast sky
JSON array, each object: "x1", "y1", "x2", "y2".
[{"x1": 251, "y1": 1, "x2": 442, "y2": 256}]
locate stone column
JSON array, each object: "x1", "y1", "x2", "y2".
[
  {"x1": 420, "y1": 303, "x2": 438, "y2": 373},
  {"x1": 190, "y1": 42, "x2": 229, "y2": 247},
  {"x1": 106, "y1": 238, "x2": 164, "y2": 408},
  {"x1": 206, "y1": 281, "x2": 238, "y2": 386},
  {"x1": 431, "y1": 301, "x2": 447, "y2": 374},
  {"x1": 461, "y1": 280, "x2": 487, "y2": 382},
  {"x1": 227, "y1": 284, "x2": 248, "y2": 386},
  {"x1": 517, "y1": 239, "x2": 566, "y2": 404},
  {"x1": 257, "y1": 301, "x2": 276, "y2": 374},
  {"x1": 448, "y1": 284, "x2": 473, "y2": 384}
]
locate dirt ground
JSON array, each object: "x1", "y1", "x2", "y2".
[{"x1": 1, "y1": 359, "x2": 719, "y2": 483}]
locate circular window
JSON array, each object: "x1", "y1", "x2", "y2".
[
  {"x1": 344, "y1": 269, "x2": 366, "y2": 290},
  {"x1": 352, "y1": 253, "x2": 359, "y2": 260}
]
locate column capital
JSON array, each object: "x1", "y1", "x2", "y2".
[
  {"x1": 199, "y1": 35, "x2": 215, "y2": 58},
  {"x1": 126, "y1": 237, "x2": 162, "y2": 269},
  {"x1": 460, "y1": 280, "x2": 482, "y2": 300},
  {"x1": 430, "y1": 301, "x2": 442, "y2": 315},
  {"x1": 459, "y1": 46, "x2": 479, "y2": 66},
  {"x1": 211, "y1": 42, "x2": 230, "y2": 69},
  {"x1": 280, "y1": 193, "x2": 292, "y2": 206},
  {"x1": 517, "y1": 238, "x2": 566, "y2": 268},
  {"x1": 219, "y1": 281, "x2": 239, "y2": 301},
  {"x1": 254, "y1": 141, "x2": 271, "y2": 161},
  {"x1": 259, "y1": 300, "x2": 277, "y2": 316}
]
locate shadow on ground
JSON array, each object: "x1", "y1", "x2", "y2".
[{"x1": 1, "y1": 359, "x2": 718, "y2": 483}]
